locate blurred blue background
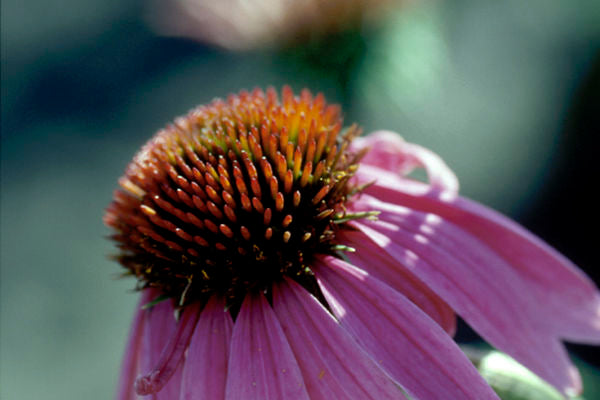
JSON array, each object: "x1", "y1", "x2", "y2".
[{"x1": 1, "y1": 0, "x2": 599, "y2": 399}]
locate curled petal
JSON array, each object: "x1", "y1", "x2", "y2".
[
  {"x1": 315, "y1": 256, "x2": 499, "y2": 400},
  {"x1": 225, "y1": 293, "x2": 309, "y2": 400},
  {"x1": 137, "y1": 297, "x2": 190, "y2": 399},
  {"x1": 351, "y1": 131, "x2": 459, "y2": 193}
]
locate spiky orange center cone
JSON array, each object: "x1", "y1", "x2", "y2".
[{"x1": 105, "y1": 87, "x2": 372, "y2": 310}]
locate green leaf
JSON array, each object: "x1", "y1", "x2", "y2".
[{"x1": 477, "y1": 351, "x2": 578, "y2": 400}]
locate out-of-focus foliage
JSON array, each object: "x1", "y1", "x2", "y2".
[{"x1": 354, "y1": 1, "x2": 600, "y2": 213}]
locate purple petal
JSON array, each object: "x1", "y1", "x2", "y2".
[
  {"x1": 116, "y1": 289, "x2": 153, "y2": 400},
  {"x1": 315, "y1": 256, "x2": 499, "y2": 400},
  {"x1": 351, "y1": 195, "x2": 582, "y2": 395},
  {"x1": 339, "y1": 229, "x2": 456, "y2": 335},
  {"x1": 180, "y1": 296, "x2": 233, "y2": 400},
  {"x1": 138, "y1": 296, "x2": 185, "y2": 400},
  {"x1": 351, "y1": 130, "x2": 459, "y2": 193},
  {"x1": 225, "y1": 293, "x2": 309, "y2": 400},
  {"x1": 272, "y1": 278, "x2": 404, "y2": 400},
  {"x1": 356, "y1": 163, "x2": 600, "y2": 345}
]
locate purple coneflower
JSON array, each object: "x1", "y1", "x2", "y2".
[{"x1": 105, "y1": 87, "x2": 599, "y2": 399}]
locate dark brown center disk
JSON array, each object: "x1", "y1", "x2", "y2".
[{"x1": 104, "y1": 87, "x2": 365, "y2": 308}]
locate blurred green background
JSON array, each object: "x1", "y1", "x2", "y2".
[{"x1": 1, "y1": 0, "x2": 599, "y2": 399}]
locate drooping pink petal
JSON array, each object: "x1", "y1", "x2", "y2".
[
  {"x1": 355, "y1": 163, "x2": 600, "y2": 345},
  {"x1": 180, "y1": 296, "x2": 233, "y2": 400},
  {"x1": 350, "y1": 194, "x2": 559, "y2": 330},
  {"x1": 272, "y1": 278, "x2": 404, "y2": 400},
  {"x1": 225, "y1": 293, "x2": 309, "y2": 400},
  {"x1": 314, "y1": 255, "x2": 500, "y2": 400},
  {"x1": 339, "y1": 229, "x2": 456, "y2": 336},
  {"x1": 116, "y1": 289, "x2": 154, "y2": 400},
  {"x1": 351, "y1": 130, "x2": 459, "y2": 193},
  {"x1": 351, "y1": 203, "x2": 582, "y2": 396},
  {"x1": 137, "y1": 297, "x2": 194, "y2": 399}
]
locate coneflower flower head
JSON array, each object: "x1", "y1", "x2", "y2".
[
  {"x1": 106, "y1": 87, "x2": 600, "y2": 400},
  {"x1": 105, "y1": 86, "x2": 367, "y2": 310}
]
